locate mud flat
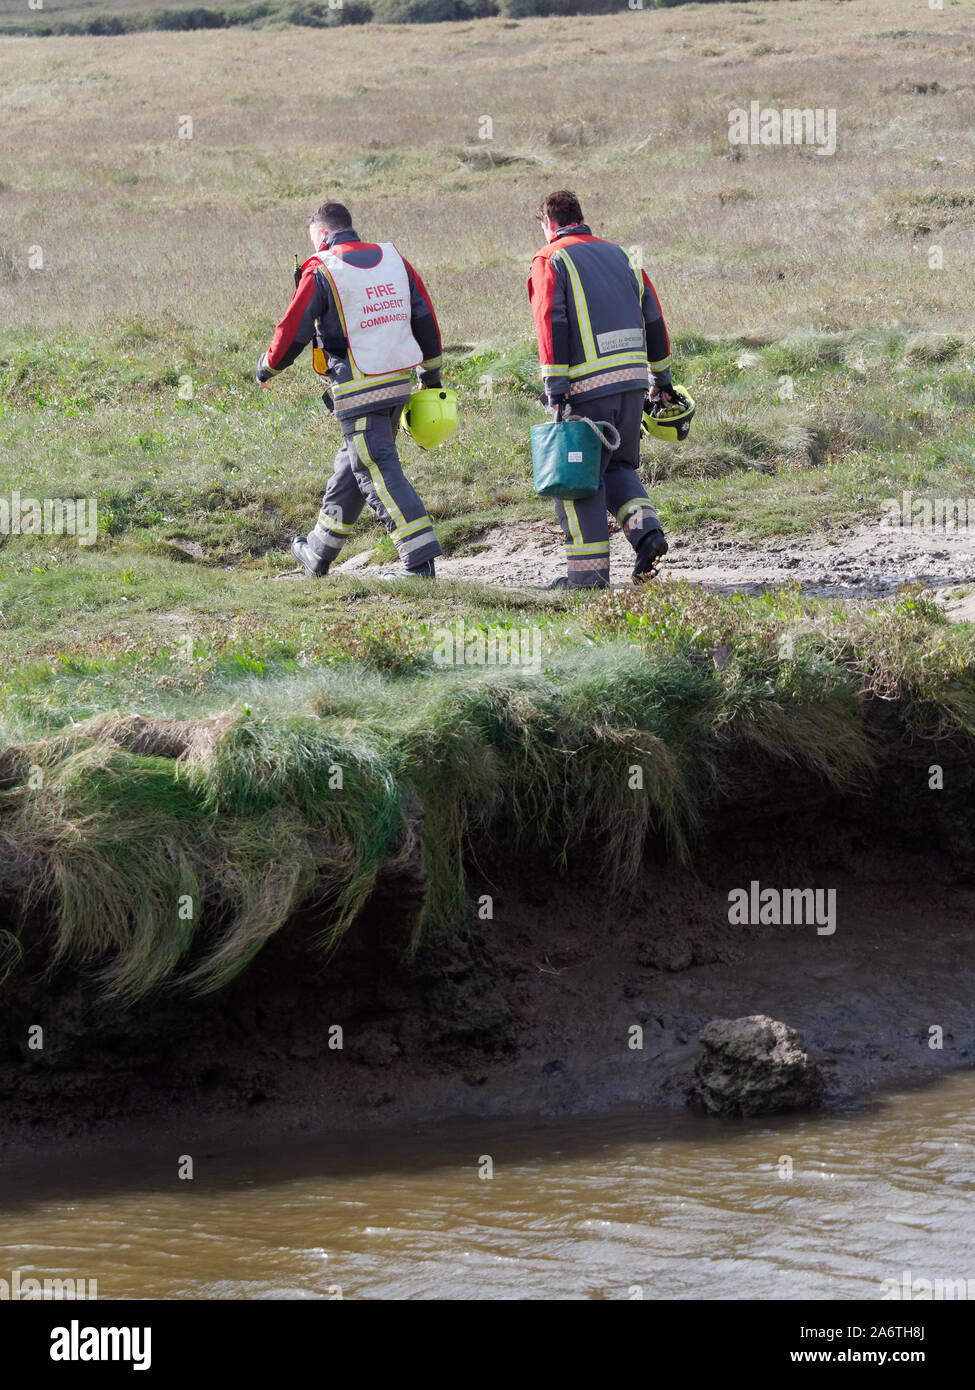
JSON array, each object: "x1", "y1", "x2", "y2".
[{"x1": 3, "y1": 805, "x2": 973, "y2": 1160}]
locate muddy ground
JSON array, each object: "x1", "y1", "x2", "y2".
[
  {"x1": 3, "y1": 792, "x2": 973, "y2": 1159},
  {"x1": 335, "y1": 520, "x2": 975, "y2": 614}
]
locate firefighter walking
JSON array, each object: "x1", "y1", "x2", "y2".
[
  {"x1": 256, "y1": 200, "x2": 445, "y2": 578},
  {"x1": 528, "y1": 190, "x2": 675, "y2": 589}
]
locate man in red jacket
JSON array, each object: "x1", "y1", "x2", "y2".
[
  {"x1": 528, "y1": 190, "x2": 675, "y2": 589},
  {"x1": 256, "y1": 201, "x2": 443, "y2": 579}
]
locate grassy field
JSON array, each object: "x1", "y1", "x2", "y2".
[
  {"x1": 0, "y1": 0, "x2": 194, "y2": 18},
  {"x1": 0, "y1": 0, "x2": 195, "y2": 16},
  {"x1": 2, "y1": 1, "x2": 975, "y2": 997},
  {"x1": 2, "y1": 3, "x2": 974, "y2": 580}
]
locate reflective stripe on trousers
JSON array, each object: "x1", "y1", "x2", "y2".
[
  {"x1": 307, "y1": 407, "x2": 441, "y2": 569},
  {"x1": 553, "y1": 390, "x2": 662, "y2": 588}
]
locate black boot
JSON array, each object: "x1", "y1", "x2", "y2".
[
  {"x1": 291, "y1": 535, "x2": 331, "y2": 577},
  {"x1": 632, "y1": 529, "x2": 668, "y2": 583}
]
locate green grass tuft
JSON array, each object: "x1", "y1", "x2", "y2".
[{"x1": 3, "y1": 582, "x2": 973, "y2": 1003}]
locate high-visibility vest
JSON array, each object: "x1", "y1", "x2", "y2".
[{"x1": 314, "y1": 244, "x2": 422, "y2": 377}]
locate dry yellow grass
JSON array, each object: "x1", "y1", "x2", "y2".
[{"x1": 1, "y1": 0, "x2": 974, "y2": 348}]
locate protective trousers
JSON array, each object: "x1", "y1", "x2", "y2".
[
  {"x1": 305, "y1": 408, "x2": 441, "y2": 570},
  {"x1": 555, "y1": 390, "x2": 663, "y2": 588}
]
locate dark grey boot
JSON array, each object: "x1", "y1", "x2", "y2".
[{"x1": 291, "y1": 535, "x2": 331, "y2": 577}]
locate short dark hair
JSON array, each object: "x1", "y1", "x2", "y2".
[
  {"x1": 309, "y1": 201, "x2": 352, "y2": 231},
  {"x1": 536, "y1": 190, "x2": 583, "y2": 227}
]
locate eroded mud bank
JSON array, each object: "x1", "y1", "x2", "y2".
[{"x1": 3, "y1": 772, "x2": 973, "y2": 1158}]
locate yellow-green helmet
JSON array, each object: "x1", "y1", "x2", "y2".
[
  {"x1": 641, "y1": 384, "x2": 696, "y2": 443},
  {"x1": 403, "y1": 388, "x2": 458, "y2": 449}
]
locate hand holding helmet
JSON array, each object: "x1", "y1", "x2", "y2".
[{"x1": 641, "y1": 383, "x2": 696, "y2": 443}]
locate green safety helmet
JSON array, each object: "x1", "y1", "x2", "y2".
[
  {"x1": 403, "y1": 387, "x2": 458, "y2": 449},
  {"x1": 641, "y1": 383, "x2": 696, "y2": 443}
]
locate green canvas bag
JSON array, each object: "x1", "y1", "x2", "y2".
[{"x1": 530, "y1": 405, "x2": 622, "y2": 500}]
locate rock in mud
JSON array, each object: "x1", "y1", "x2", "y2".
[{"x1": 691, "y1": 1015, "x2": 824, "y2": 1117}]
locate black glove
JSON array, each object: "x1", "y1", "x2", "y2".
[
  {"x1": 321, "y1": 389, "x2": 334, "y2": 414},
  {"x1": 423, "y1": 374, "x2": 442, "y2": 391},
  {"x1": 255, "y1": 351, "x2": 275, "y2": 385},
  {"x1": 543, "y1": 392, "x2": 570, "y2": 414}
]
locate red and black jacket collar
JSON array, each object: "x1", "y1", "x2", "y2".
[{"x1": 548, "y1": 222, "x2": 592, "y2": 243}]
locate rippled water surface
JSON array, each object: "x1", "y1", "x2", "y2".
[{"x1": 2, "y1": 1076, "x2": 974, "y2": 1299}]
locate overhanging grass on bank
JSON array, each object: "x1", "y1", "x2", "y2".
[{"x1": 2, "y1": 580, "x2": 974, "y2": 1005}]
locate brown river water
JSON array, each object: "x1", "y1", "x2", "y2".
[{"x1": 2, "y1": 1075, "x2": 973, "y2": 1300}]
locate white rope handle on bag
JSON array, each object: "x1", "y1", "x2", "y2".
[
  {"x1": 579, "y1": 417, "x2": 621, "y2": 452},
  {"x1": 555, "y1": 400, "x2": 621, "y2": 452}
]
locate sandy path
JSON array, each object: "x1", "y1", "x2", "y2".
[{"x1": 335, "y1": 520, "x2": 975, "y2": 612}]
